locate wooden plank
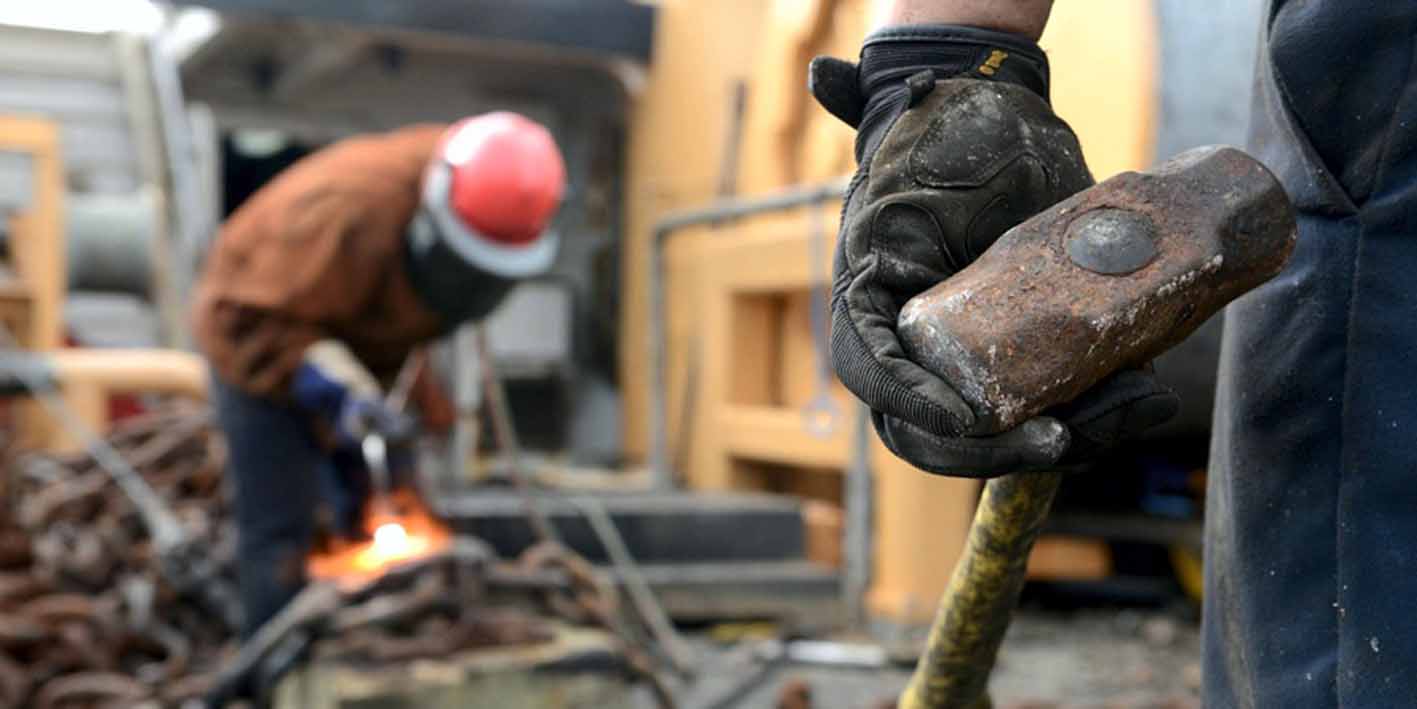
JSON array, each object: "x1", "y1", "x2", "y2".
[
  {"x1": 687, "y1": 284, "x2": 735, "y2": 490},
  {"x1": 664, "y1": 228, "x2": 711, "y2": 481},
  {"x1": 1027, "y1": 536, "x2": 1113, "y2": 581},
  {"x1": 803, "y1": 499, "x2": 844, "y2": 568},
  {"x1": 729, "y1": 294, "x2": 782, "y2": 407},
  {"x1": 49, "y1": 349, "x2": 208, "y2": 399},
  {"x1": 698, "y1": 210, "x2": 838, "y2": 292},
  {"x1": 778, "y1": 290, "x2": 817, "y2": 406},
  {"x1": 781, "y1": 466, "x2": 844, "y2": 506},
  {"x1": 53, "y1": 385, "x2": 107, "y2": 452},
  {"x1": 0, "y1": 115, "x2": 64, "y2": 351},
  {"x1": 45, "y1": 348, "x2": 209, "y2": 451},
  {"x1": 720, "y1": 404, "x2": 850, "y2": 469}
]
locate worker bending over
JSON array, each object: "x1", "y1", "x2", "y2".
[
  {"x1": 817, "y1": 0, "x2": 1416, "y2": 705},
  {"x1": 192, "y1": 114, "x2": 566, "y2": 636}
]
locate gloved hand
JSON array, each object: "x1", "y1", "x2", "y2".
[
  {"x1": 335, "y1": 395, "x2": 416, "y2": 447},
  {"x1": 291, "y1": 361, "x2": 416, "y2": 447},
  {"x1": 811, "y1": 25, "x2": 1178, "y2": 477}
]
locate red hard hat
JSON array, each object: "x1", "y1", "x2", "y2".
[{"x1": 430, "y1": 112, "x2": 566, "y2": 246}]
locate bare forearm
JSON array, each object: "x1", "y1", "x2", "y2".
[{"x1": 884, "y1": 0, "x2": 1054, "y2": 41}]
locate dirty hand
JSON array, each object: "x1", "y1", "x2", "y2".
[{"x1": 811, "y1": 25, "x2": 1177, "y2": 476}]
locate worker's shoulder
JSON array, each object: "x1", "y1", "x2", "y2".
[
  {"x1": 322, "y1": 123, "x2": 448, "y2": 166},
  {"x1": 259, "y1": 124, "x2": 447, "y2": 203}
]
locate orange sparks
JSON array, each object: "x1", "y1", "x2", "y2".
[{"x1": 308, "y1": 490, "x2": 452, "y2": 586}]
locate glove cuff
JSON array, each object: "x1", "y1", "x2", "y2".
[
  {"x1": 844, "y1": 24, "x2": 1050, "y2": 163},
  {"x1": 860, "y1": 24, "x2": 1050, "y2": 101}
]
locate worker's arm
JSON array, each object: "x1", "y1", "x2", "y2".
[
  {"x1": 194, "y1": 185, "x2": 407, "y2": 399},
  {"x1": 813, "y1": 2, "x2": 1177, "y2": 476},
  {"x1": 884, "y1": 0, "x2": 1053, "y2": 40}
]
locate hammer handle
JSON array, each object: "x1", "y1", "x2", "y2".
[{"x1": 898, "y1": 470, "x2": 1062, "y2": 709}]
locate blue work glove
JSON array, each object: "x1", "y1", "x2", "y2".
[
  {"x1": 291, "y1": 362, "x2": 415, "y2": 447},
  {"x1": 335, "y1": 396, "x2": 416, "y2": 447}
]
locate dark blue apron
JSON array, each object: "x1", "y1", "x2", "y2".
[{"x1": 1205, "y1": 2, "x2": 1417, "y2": 706}]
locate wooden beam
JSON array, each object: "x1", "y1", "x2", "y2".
[
  {"x1": 720, "y1": 404, "x2": 850, "y2": 468},
  {"x1": 698, "y1": 209, "x2": 838, "y2": 293},
  {"x1": 46, "y1": 349, "x2": 209, "y2": 452},
  {"x1": 0, "y1": 115, "x2": 65, "y2": 351},
  {"x1": 49, "y1": 349, "x2": 208, "y2": 400}
]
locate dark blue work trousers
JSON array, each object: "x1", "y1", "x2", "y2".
[
  {"x1": 210, "y1": 375, "x2": 322, "y2": 638},
  {"x1": 1205, "y1": 2, "x2": 1417, "y2": 706}
]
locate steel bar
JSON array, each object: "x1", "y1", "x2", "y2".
[
  {"x1": 573, "y1": 495, "x2": 694, "y2": 677},
  {"x1": 842, "y1": 403, "x2": 873, "y2": 629},
  {"x1": 0, "y1": 324, "x2": 186, "y2": 556}
]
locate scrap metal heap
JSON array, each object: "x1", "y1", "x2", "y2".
[{"x1": 0, "y1": 402, "x2": 671, "y2": 708}]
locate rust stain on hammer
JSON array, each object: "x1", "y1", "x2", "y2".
[{"x1": 898, "y1": 146, "x2": 1297, "y2": 433}]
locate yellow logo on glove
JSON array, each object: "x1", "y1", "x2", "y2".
[{"x1": 978, "y1": 50, "x2": 1009, "y2": 76}]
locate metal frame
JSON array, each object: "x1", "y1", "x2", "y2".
[{"x1": 168, "y1": 0, "x2": 657, "y2": 63}]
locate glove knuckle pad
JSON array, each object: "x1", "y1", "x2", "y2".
[
  {"x1": 908, "y1": 83, "x2": 1029, "y2": 189},
  {"x1": 898, "y1": 80, "x2": 1091, "y2": 195}
]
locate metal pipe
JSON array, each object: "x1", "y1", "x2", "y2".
[
  {"x1": 842, "y1": 403, "x2": 873, "y2": 628},
  {"x1": 646, "y1": 179, "x2": 848, "y2": 487},
  {"x1": 447, "y1": 324, "x2": 483, "y2": 485},
  {"x1": 477, "y1": 327, "x2": 560, "y2": 546}
]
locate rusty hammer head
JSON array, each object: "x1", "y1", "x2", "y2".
[{"x1": 897, "y1": 146, "x2": 1297, "y2": 433}]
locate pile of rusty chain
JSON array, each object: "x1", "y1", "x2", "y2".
[
  {"x1": 0, "y1": 402, "x2": 672, "y2": 708},
  {"x1": 0, "y1": 403, "x2": 234, "y2": 707}
]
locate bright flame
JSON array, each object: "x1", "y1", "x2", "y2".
[
  {"x1": 373, "y1": 522, "x2": 411, "y2": 554},
  {"x1": 308, "y1": 491, "x2": 452, "y2": 587}
]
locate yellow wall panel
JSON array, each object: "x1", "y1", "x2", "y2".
[
  {"x1": 1041, "y1": 0, "x2": 1160, "y2": 178},
  {"x1": 621, "y1": 0, "x2": 774, "y2": 459}
]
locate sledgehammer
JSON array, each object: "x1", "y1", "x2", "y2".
[{"x1": 892, "y1": 146, "x2": 1297, "y2": 709}]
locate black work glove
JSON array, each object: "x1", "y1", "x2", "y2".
[{"x1": 812, "y1": 25, "x2": 1178, "y2": 477}]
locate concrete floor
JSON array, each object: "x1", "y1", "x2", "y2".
[{"x1": 647, "y1": 608, "x2": 1201, "y2": 709}]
